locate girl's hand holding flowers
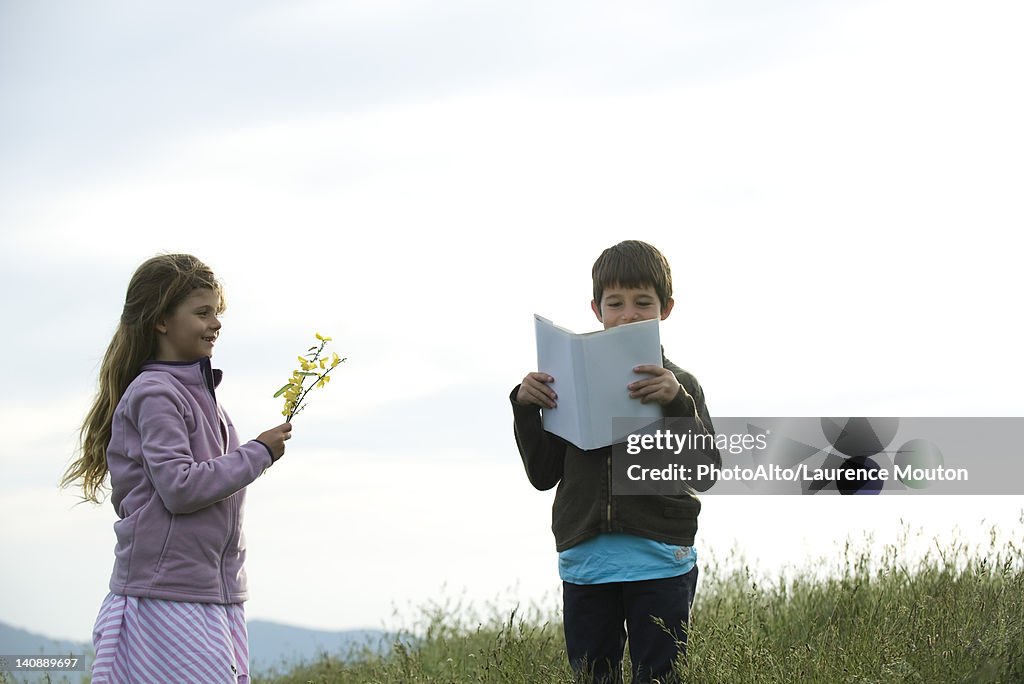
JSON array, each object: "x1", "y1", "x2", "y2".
[{"x1": 257, "y1": 422, "x2": 293, "y2": 462}]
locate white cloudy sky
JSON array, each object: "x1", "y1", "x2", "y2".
[{"x1": 2, "y1": 0, "x2": 1022, "y2": 642}]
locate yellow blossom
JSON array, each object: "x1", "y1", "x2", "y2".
[{"x1": 274, "y1": 332, "x2": 345, "y2": 420}]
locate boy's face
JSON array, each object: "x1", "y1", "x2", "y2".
[{"x1": 592, "y1": 284, "x2": 674, "y2": 330}]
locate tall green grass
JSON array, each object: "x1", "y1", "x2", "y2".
[
  {"x1": 679, "y1": 525, "x2": 1024, "y2": 683},
  {"x1": 255, "y1": 597, "x2": 572, "y2": 684},
  {"x1": 7, "y1": 522, "x2": 1017, "y2": 683},
  {"x1": 260, "y1": 519, "x2": 1023, "y2": 683}
]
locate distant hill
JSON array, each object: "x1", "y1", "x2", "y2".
[
  {"x1": 248, "y1": 619, "x2": 392, "y2": 675},
  {"x1": 0, "y1": 619, "x2": 393, "y2": 681}
]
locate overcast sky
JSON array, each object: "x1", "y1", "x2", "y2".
[{"x1": 2, "y1": 0, "x2": 1022, "y2": 642}]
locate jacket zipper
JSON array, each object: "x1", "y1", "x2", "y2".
[
  {"x1": 606, "y1": 453, "x2": 612, "y2": 525},
  {"x1": 201, "y1": 359, "x2": 232, "y2": 600},
  {"x1": 202, "y1": 387, "x2": 227, "y2": 454},
  {"x1": 200, "y1": 359, "x2": 227, "y2": 453},
  {"x1": 217, "y1": 406, "x2": 228, "y2": 454},
  {"x1": 220, "y1": 494, "x2": 237, "y2": 602}
]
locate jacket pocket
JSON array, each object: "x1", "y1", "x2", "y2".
[
  {"x1": 151, "y1": 515, "x2": 176, "y2": 576},
  {"x1": 661, "y1": 494, "x2": 701, "y2": 519}
]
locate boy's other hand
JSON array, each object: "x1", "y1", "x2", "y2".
[
  {"x1": 629, "y1": 365, "x2": 681, "y2": 405},
  {"x1": 516, "y1": 372, "x2": 557, "y2": 409}
]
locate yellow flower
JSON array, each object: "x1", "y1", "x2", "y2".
[{"x1": 277, "y1": 331, "x2": 345, "y2": 420}]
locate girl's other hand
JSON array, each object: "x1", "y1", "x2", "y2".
[{"x1": 258, "y1": 422, "x2": 293, "y2": 461}]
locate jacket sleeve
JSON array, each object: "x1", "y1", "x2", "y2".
[
  {"x1": 510, "y1": 385, "x2": 566, "y2": 490},
  {"x1": 663, "y1": 367, "x2": 722, "y2": 489},
  {"x1": 128, "y1": 381, "x2": 274, "y2": 515}
]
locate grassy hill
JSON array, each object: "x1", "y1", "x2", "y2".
[
  {"x1": 3, "y1": 525, "x2": 1019, "y2": 683},
  {"x1": 258, "y1": 528, "x2": 1023, "y2": 683}
]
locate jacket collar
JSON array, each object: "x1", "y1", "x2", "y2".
[{"x1": 140, "y1": 356, "x2": 223, "y2": 395}]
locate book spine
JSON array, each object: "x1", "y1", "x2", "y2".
[{"x1": 572, "y1": 335, "x2": 590, "y2": 449}]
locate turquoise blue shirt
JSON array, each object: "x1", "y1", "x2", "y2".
[{"x1": 559, "y1": 533, "x2": 697, "y2": 584}]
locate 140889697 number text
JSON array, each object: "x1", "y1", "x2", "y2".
[{"x1": 0, "y1": 655, "x2": 86, "y2": 672}]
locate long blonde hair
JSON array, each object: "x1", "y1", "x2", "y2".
[{"x1": 62, "y1": 254, "x2": 225, "y2": 502}]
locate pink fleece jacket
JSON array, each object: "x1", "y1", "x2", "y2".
[{"x1": 106, "y1": 357, "x2": 274, "y2": 603}]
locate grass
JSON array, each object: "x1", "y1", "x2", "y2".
[
  {"x1": 677, "y1": 530, "x2": 1024, "y2": 683},
  {"x1": 257, "y1": 519, "x2": 1024, "y2": 684},
  {"x1": 4, "y1": 521, "x2": 1020, "y2": 684},
  {"x1": 254, "y1": 594, "x2": 572, "y2": 684}
]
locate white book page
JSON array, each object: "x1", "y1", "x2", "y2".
[
  {"x1": 580, "y1": 318, "x2": 662, "y2": 449},
  {"x1": 534, "y1": 315, "x2": 582, "y2": 447},
  {"x1": 534, "y1": 315, "x2": 662, "y2": 450}
]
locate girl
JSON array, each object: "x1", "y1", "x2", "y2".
[{"x1": 62, "y1": 254, "x2": 292, "y2": 683}]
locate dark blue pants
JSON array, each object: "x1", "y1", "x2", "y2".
[{"x1": 562, "y1": 566, "x2": 698, "y2": 684}]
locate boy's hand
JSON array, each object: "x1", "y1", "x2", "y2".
[
  {"x1": 629, "y1": 365, "x2": 680, "y2": 405},
  {"x1": 516, "y1": 372, "x2": 557, "y2": 409}
]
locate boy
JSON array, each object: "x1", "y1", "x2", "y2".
[{"x1": 510, "y1": 240, "x2": 720, "y2": 684}]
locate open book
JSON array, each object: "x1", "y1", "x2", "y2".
[{"x1": 534, "y1": 315, "x2": 663, "y2": 450}]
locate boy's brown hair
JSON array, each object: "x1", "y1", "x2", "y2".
[{"x1": 592, "y1": 240, "x2": 673, "y2": 310}]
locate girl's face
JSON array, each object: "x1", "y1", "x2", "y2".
[{"x1": 155, "y1": 288, "x2": 222, "y2": 362}]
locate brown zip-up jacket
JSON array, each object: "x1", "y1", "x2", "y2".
[{"x1": 511, "y1": 356, "x2": 721, "y2": 552}]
